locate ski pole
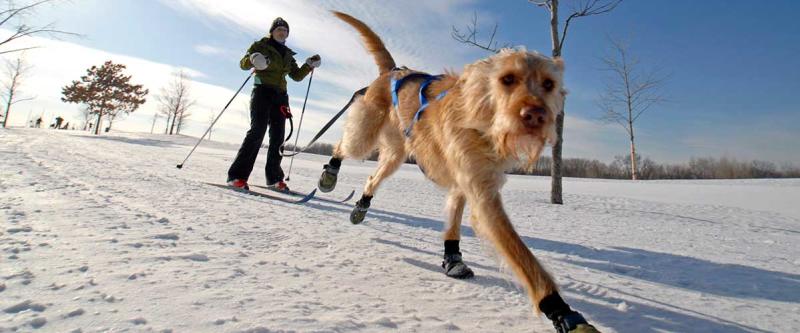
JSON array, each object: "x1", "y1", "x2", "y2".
[
  {"x1": 176, "y1": 71, "x2": 253, "y2": 169},
  {"x1": 285, "y1": 69, "x2": 314, "y2": 181}
]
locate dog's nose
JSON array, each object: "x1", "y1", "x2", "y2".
[{"x1": 520, "y1": 106, "x2": 547, "y2": 129}]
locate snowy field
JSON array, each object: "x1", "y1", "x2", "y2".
[{"x1": 1, "y1": 128, "x2": 799, "y2": 332}]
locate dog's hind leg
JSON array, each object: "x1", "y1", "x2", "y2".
[
  {"x1": 350, "y1": 130, "x2": 406, "y2": 224},
  {"x1": 319, "y1": 95, "x2": 385, "y2": 192},
  {"x1": 443, "y1": 190, "x2": 466, "y2": 241},
  {"x1": 441, "y1": 190, "x2": 474, "y2": 279}
]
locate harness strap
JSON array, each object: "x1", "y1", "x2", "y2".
[
  {"x1": 405, "y1": 75, "x2": 445, "y2": 137},
  {"x1": 391, "y1": 72, "x2": 448, "y2": 138},
  {"x1": 391, "y1": 73, "x2": 431, "y2": 107}
]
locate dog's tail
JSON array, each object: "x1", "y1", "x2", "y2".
[{"x1": 332, "y1": 11, "x2": 396, "y2": 74}]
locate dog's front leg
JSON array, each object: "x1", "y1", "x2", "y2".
[
  {"x1": 458, "y1": 173, "x2": 596, "y2": 331},
  {"x1": 461, "y1": 183, "x2": 558, "y2": 310}
]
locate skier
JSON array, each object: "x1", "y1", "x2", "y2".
[
  {"x1": 35, "y1": 117, "x2": 42, "y2": 128},
  {"x1": 227, "y1": 17, "x2": 321, "y2": 192}
]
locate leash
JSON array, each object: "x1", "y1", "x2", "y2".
[{"x1": 280, "y1": 86, "x2": 368, "y2": 157}]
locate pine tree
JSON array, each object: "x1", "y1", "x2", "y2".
[{"x1": 61, "y1": 61, "x2": 148, "y2": 134}]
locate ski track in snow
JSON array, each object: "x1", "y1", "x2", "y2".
[{"x1": 1, "y1": 128, "x2": 798, "y2": 332}]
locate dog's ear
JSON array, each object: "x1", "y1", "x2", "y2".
[{"x1": 553, "y1": 57, "x2": 565, "y2": 71}]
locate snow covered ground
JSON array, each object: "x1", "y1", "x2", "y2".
[{"x1": 1, "y1": 128, "x2": 798, "y2": 332}]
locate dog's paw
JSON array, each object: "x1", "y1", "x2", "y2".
[{"x1": 442, "y1": 254, "x2": 475, "y2": 279}]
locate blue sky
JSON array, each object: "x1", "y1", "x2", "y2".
[{"x1": 5, "y1": 0, "x2": 799, "y2": 165}]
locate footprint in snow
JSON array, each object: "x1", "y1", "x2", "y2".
[{"x1": 153, "y1": 233, "x2": 179, "y2": 240}]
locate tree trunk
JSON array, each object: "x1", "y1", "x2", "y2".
[
  {"x1": 176, "y1": 111, "x2": 183, "y2": 135},
  {"x1": 551, "y1": 113, "x2": 565, "y2": 203},
  {"x1": 2, "y1": 90, "x2": 12, "y2": 128},
  {"x1": 629, "y1": 125, "x2": 638, "y2": 180},
  {"x1": 549, "y1": 0, "x2": 564, "y2": 204},
  {"x1": 169, "y1": 112, "x2": 176, "y2": 135},
  {"x1": 94, "y1": 113, "x2": 102, "y2": 135}
]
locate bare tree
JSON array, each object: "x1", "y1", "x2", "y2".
[
  {"x1": 175, "y1": 104, "x2": 192, "y2": 135},
  {"x1": 150, "y1": 113, "x2": 158, "y2": 134},
  {"x1": 598, "y1": 38, "x2": 666, "y2": 180},
  {"x1": 157, "y1": 70, "x2": 195, "y2": 135},
  {"x1": 78, "y1": 105, "x2": 91, "y2": 130},
  {"x1": 206, "y1": 110, "x2": 215, "y2": 141},
  {"x1": 529, "y1": 0, "x2": 622, "y2": 203},
  {"x1": 105, "y1": 106, "x2": 123, "y2": 132},
  {"x1": 0, "y1": 0, "x2": 79, "y2": 55},
  {"x1": 1, "y1": 55, "x2": 34, "y2": 127}
]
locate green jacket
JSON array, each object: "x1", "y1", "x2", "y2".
[{"x1": 240, "y1": 37, "x2": 312, "y2": 91}]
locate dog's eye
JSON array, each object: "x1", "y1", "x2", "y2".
[
  {"x1": 543, "y1": 79, "x2": 555, "y2": 92},
  {"x1": 500, "y1": 74, "x2": 516, "y2": 86}
]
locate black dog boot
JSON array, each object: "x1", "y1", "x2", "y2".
[
  {"x1": 441, "y1": 240, "x2": 474, "y2": 279},
  {"x1": 350, "y1": 194, "x2": 371, "y2": 224},
  {"x1": 540, "y1": 292, "x2": 600, "y2": 333},
  {"x1": 318, "y1": 158, "x2": 341, "y2": 193},
  {"x1": 552, "y1": 312, "x2": 598, "y2": 333},
  {"x1": 442, "y1": 253, "x2": 475, "y2": 279}
]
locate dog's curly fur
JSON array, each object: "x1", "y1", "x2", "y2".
[{"x1": 331, "y1": 11, "x2": 567, "y2": 313}]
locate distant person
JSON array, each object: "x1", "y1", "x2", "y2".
[
  {"x1": 54, "y1": 116, "x2": 64, "y2": 129},
  {"x1": 226, "y1": 17, "x2": 321, "y2": 192},
  {"x1": 35, "y1": 117, "x2": 42, "y2": 128}
]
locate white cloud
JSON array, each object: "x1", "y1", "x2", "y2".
[
  {"x1": 560, "y1": 114, "x2": 629, "y2": 161},
  {"x1": 0, "y1": 28, "x2": 380, "y2": 147},
  {"x1": 160, "y1": 0, "x2": 486, "y2": 92},
  {"x1": 0, "y1": 29, "x2": 250, "y2": 140},
  {"x1": 194, "y1": 44, "x2": 226, "y2": 56}
]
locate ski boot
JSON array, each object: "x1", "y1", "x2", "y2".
[
  {"x1": 442, "y1": 253, "x2": 474, "y2": 279},
  {"x1": 227, "y1": 179, "x2": 249, "y2": 191},
  {"x1": 267, "y1": 181, "x2": 290, "y2": 194},
  {"x1": 350, "y1": 195, "x2": 371, "y2": 224},
  {"x1": 318, "y1": 159, "x2": 341, "y2": 193}
]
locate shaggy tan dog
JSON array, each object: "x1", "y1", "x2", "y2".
[{"x1": 321, "y1": 11, "x2": 598, "y2": 332}]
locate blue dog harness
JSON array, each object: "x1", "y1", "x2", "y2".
[{"x1": 390, "y1": 72, "x2": 448, "y2": 137}]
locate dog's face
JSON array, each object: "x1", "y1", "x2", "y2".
[{"x1": 459, "y1": 50, "x2": 566, "y2": 160}]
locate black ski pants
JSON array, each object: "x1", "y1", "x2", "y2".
[{"x1": 227, "y1": 85, "x2": 289, "y2": 185}]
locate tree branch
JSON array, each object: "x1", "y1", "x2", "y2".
[
  {"x1": 10, "y1": 95, "x2": 35, "y2": 104},
  {"x1": 451, "y1": 11, "x2": 510, "y2": 53}
]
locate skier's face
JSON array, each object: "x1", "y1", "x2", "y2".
[{"x1": 272, "y1": 27, "x2": 288, "y2": 42}]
